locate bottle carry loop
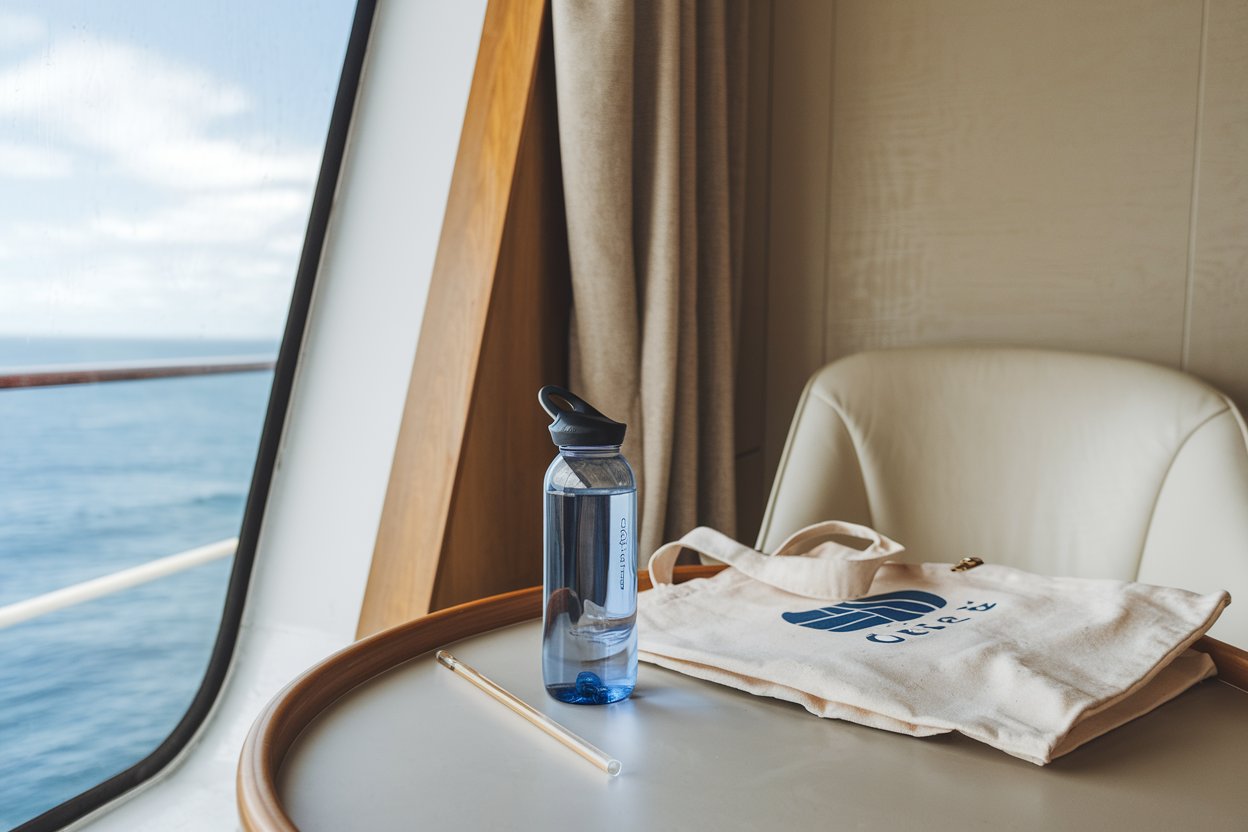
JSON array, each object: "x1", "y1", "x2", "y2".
[
  {"x1": 647, "y1": 520, "x2": 904, "y2": 602},
  {"x1": 538, "y1": 385, "x2": 600, "y2": 419},
  {"x1": 538, "y1": 385, "x2": 627, "y2": 448}
]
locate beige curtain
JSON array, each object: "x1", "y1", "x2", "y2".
[{"x1": 551, "y1": 1, "x2": 749, "y2": 558}]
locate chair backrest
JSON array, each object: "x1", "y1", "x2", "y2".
[{"x1": 757, "y1": 347, "x2": 1248, "y2": 646}]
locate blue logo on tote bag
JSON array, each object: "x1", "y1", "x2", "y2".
[{"x1": 782, "y1": 590, "x2": 947, "y2": 632}]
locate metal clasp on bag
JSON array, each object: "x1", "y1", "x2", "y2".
[{"x1": 951, "y1": 557, "x2": 984, "y2": 572}]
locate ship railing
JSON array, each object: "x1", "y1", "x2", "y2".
[
  {"x1": 0, "y1": 354, "x2": 275, "y2": 388},
  {"x1": 0, "y1": 356, "x2": 274, "y2": 629},
  {"x1": 0, "y1": 539, "x2": 238, "y2": 629}
]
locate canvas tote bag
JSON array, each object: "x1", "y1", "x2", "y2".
[{"x1": 637, "y1": 521, "x2": 1230, "y2": 765}]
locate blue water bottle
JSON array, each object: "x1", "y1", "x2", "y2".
[{"x1": 538, "y1": 386, "x2": 637, "y2": 704}]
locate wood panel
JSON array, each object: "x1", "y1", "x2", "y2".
[
  {"x1": 733, "y1": 0, "x2": 774, "y2": 543},
  {"x1": 357, "y1": 0, "x2": 567, "y2": 637},
  {"x1": 734, "y1": 0, "x2": 773, "y2": 462},
  {"x1": 735, "y1": 448, "x2": 766, "y2": 546},
  {"x1": 762, "y1": 0, "x2": 837, "y2": 490},
  {"x1": 431, "y1": 24, "x2": 570, "y2": 611},
  {"x1": 1186, "y1": 0, "x2": 1248, "y2": 414}
]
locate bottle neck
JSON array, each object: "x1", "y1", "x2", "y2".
[{"x1": 559, "y1": 445, "x2": 622, "y2": 459}]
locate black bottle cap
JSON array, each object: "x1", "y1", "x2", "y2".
[{"x1": 538, "y1": 385, "x2": 627, "y2": 448}]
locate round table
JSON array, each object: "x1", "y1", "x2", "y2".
[{"x1": 238, "y1": 567, "x2": 1248, "y2": 831}]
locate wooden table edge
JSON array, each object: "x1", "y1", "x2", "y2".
[{"x1": 236, "y1": 564, "x2": 1248, "y2": 831}]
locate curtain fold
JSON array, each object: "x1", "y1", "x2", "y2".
[{"x1": 551, "y1": 0, "x2": 749, "y2": 558}]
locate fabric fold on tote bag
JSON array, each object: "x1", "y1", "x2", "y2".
[{"x1": 637, "y1": 521, "x2": 1231, "y2": 765}]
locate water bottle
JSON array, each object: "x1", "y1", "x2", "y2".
[{"x1": 538, "y1": 385, "x2": 637, "y2": 704}]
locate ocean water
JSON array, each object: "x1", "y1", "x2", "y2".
[{"x1": 0, "y1": 337, "x2": 276, "y2": 828}]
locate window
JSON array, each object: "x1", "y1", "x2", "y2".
[{"x1": 0, "y1": 2, "x2": 361, "y2": 827}]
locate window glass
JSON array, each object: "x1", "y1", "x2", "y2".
[{"x1": 0, "y1": 2, "x2": 355, "y2": 825}]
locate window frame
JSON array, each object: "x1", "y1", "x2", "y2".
[{"x1": 14, "y1": 2, "x2": 376, "y2": 829}]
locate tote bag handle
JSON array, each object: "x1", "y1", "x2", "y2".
[{"x1": 647, "y1": 520, "x2": 904, "y2": 601}]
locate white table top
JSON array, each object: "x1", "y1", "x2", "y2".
[{"x1": 279, "y1": 619, "x2": 1248, "y2": 831}]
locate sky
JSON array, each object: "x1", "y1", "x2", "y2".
[{"x1": 0, "y1": 1, "x2": 356, "y2": 339}]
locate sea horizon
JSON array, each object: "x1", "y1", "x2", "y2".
[{"x1": 0, "y1": 334, "x2": 281, "y2": 368}]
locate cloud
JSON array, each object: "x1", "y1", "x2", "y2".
[
  {"x1": 0, "y1": 141, "x2": 74, "y2": 178},
  {"x1": 0, "y1": 12, "x2": 46, "y2": 50},
  {"x1": 0, "y1": 37, "x2": 316, "y2": 190},
  {"x1": 0, "y1": 23, "x2": 324, "y2": 338},
  {"x1": 0, "y1": 183, "x2": 314, "y2": 337},
  {"x1": 0, "y1": 244, "x2": 299, "y2": 338},
  {"x1": 89, "y1": 188, "x2": 311, "y2": 245}
]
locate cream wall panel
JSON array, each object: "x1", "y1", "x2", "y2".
[
  {"x1": 1187, "y1": 0, "x2": 1248, "y2": 412},
  {"x1": 824, "y1": 0, "x2": 1202, "y2": 365},
  {"x1": 762, "y1": 0, "x2": 836, "y2": 485}
]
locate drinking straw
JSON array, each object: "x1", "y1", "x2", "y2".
[{"x1": 435, "y1": 650, "x2": 623, "y2": 776}]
